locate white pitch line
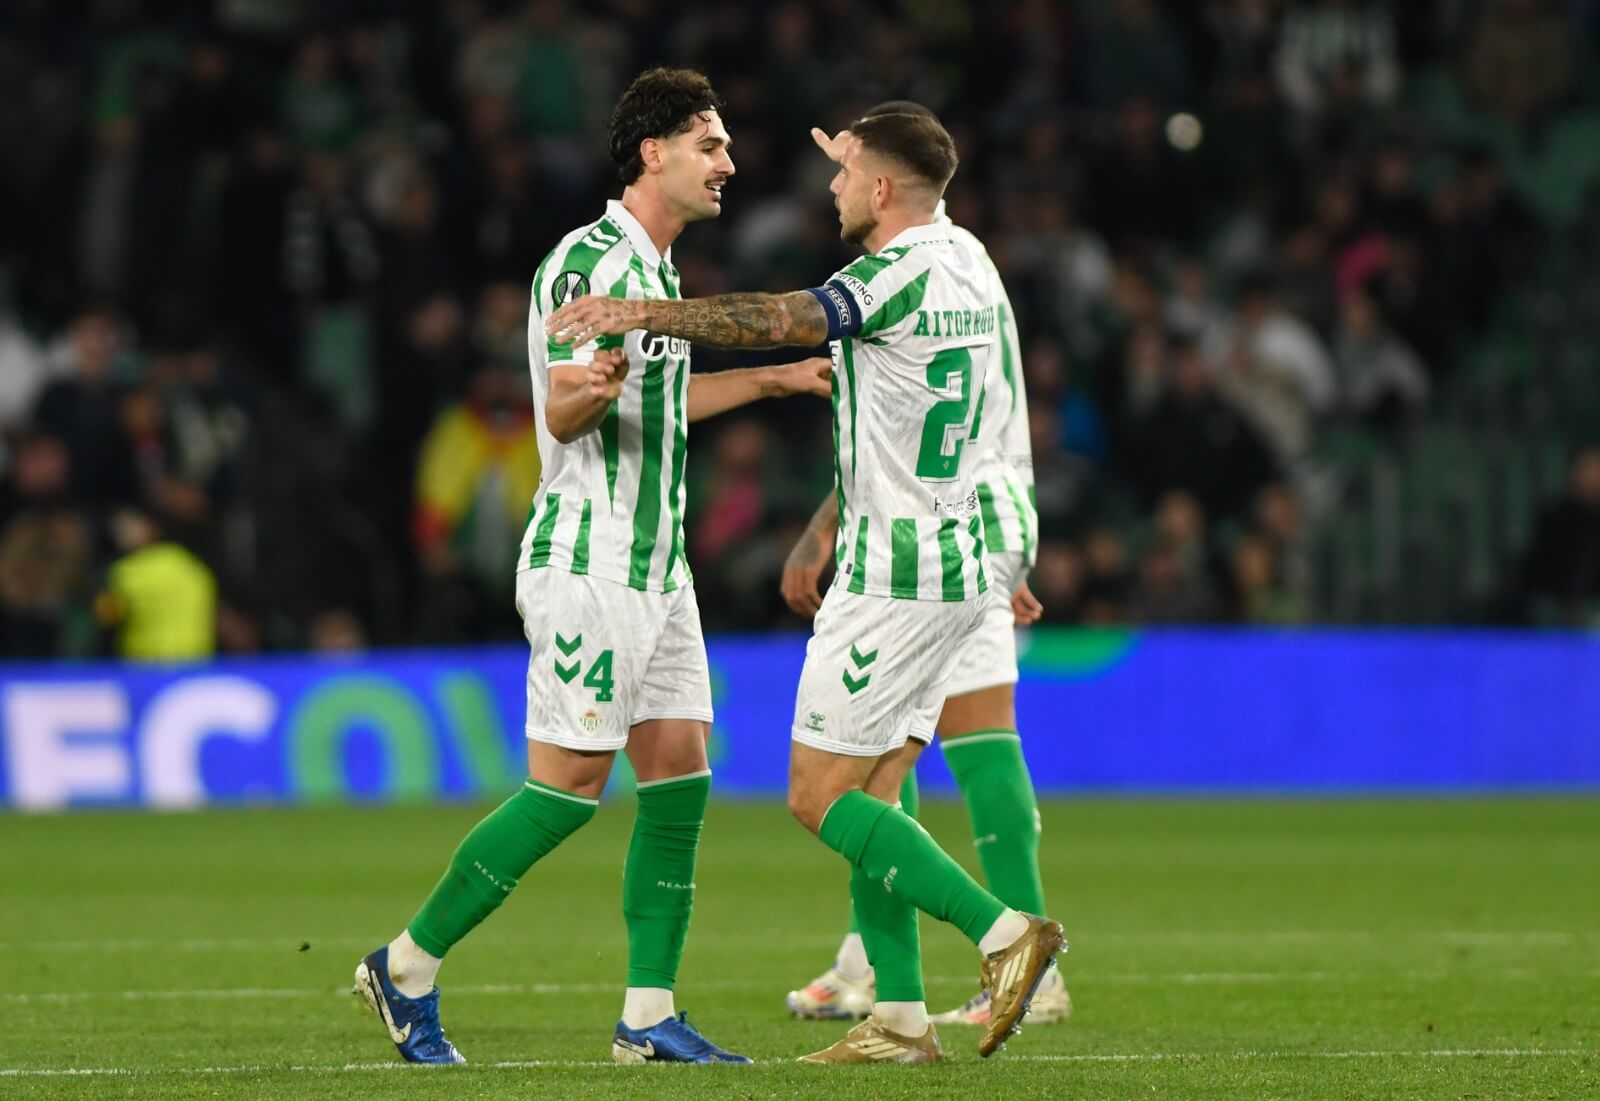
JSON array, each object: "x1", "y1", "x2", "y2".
[
  {"x1": 0, "y1": 1049, "x2": 1589, "y2": 1078},
  {"x1": 0, "y1": 930, "x2": 1591, "y2": 952},
  {"x1": 5, "y1": 966, "x2": 1578, "y2": 1006}
]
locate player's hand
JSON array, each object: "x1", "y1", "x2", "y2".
[
  {"x1": 585, "y1": 347, "x2": 630, "y2": 401},
  {"x1": 546, "y1": 295, "x2": 644, "y2": 348},
  {"x1": 781, "y1": 526, "x2": 832, "y2": 618},
  {"x1": 1011, "y1": 581, "x2": 1043, "y2": 626},
  {"x1": 769, "y1": 357, "x2": 832, "y2": 399},
  {"x1": 810, "y1": 127, "x2": 853, "y2": 164}
]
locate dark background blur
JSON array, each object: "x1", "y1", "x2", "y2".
[{"x1": 3, "y1": 0, "x2": 1600, "y2": 660}]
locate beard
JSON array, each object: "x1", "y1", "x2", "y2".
[{"x1": 840, "y1": 212, "x2": 876, "y2": 246}]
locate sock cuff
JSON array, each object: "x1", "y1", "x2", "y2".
[
  {"x1": 940, "y1": 730, "x2": 1021, "y2": 753},
  {"x1": 634, "y1": 769, "x2": 712, "y2": 793},
  {"x1": 818, "y1": 789, "x2": 892, "y2": 860},
  {"x1": 524, "y1": 779, "x2": 601, "y2": 806}
]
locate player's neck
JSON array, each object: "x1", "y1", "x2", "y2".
[
  {"x1": 619, "y1": 186, "x2": 685, "y2": 257},
  {"x1": 863, "y1": 209, "x2": 934, "y2": 254}
]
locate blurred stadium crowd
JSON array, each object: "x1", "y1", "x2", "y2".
[{"x1": 3, "y1": 0, "x2": 1600, "y2": 659}]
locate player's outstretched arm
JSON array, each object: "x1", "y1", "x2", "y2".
[
  {"x1": 687, "y1": 357, "x2": 831, "y2": 423},
  {"x1": 548, "y1": 290, "x2": 831, "y2": 350},
  {"x1": 780, "y1": 494, "x2": 839, "y2": 618},
  {"x1": 545, "y1": 349, "x2": 628, "y2": 443}
]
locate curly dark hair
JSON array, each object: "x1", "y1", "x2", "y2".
[{"x1": 607, "y1": 67, "x2": 725, "y2": 186}]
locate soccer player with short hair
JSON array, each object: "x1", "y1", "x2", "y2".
[
  {"x1": 781, "y1": 103, "x2": 1071, "y2": 1030},
  {"x1": 353, "y1": 67, "x2": 829, "y2": 1067},
  {"x1": 548, "y1": 110, "x2": 1065, "y2": 1064}
]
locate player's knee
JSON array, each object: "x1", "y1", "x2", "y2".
[{"x1": 787, "y1": 786, "x2": 826, "y2": 835}]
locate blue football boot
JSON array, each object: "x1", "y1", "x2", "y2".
[
  {"x1": 611, "y1": 1011, "x2": 752, "y2": 1064},
  {"x1": 353, "y1": 947, "x2": 466, "y2": 1065}
]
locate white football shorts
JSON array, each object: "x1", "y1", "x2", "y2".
[
  {"x1": 791, "y1": 585, "x2": 988, "y2": 757},
  {"x1": 517, "y1": 567, "x2": 713, "y2": 751}
]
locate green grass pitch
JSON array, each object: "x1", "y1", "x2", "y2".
[{"x1": 2, "y1": 798, "x2": 1596, "y2": 1099}]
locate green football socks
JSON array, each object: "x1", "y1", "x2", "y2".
[
  {"x1": 407, "y1": 780, "x2": 599, "y2": 958},
  {"x1": 820, "y1": 789, "x2": 1006, "y2": 947},
  {"x1": 622, "y1": 771, "x2": 711, "y2": 989},
  {"x1": 942, "y1": 730, "x2": 1048, "y2": 915},
  {"x1": 846, "y1": 770, "x2": 919, "y2": 937}
]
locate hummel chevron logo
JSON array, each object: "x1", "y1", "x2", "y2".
[
  {"x1": 842, "y1": 669, "x2": 870, "y2": 695},
  {"x1": 849, "y1": 643, "x2": 878, "y2": 668},
  {"x1": 555, "y1": 632, "x2": 582, "y2": 656},
  {"x1": 555, "y1": 660, "x2": 580, "y2": 683}
]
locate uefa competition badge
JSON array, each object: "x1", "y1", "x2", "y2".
[{"x1": 551, "y1": 271, "x2": 590, "y2": 308}]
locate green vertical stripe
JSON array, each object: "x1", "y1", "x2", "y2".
[
  {"x1": 937, "y1": 518, "x2": 962, "y2": 601},
  {"x1": 528, "y1": 493, "x2": 561, "y2": 567},
  {"x1": 968, "y1": 514, "x2": 988, "y2": 595},
  {"x1": 600, "y1": 405, "x2": 621, "y2": 507},
  {"x1": 840, "y1": 339, "x2": 859, "y2": 478},
  {"x1": 596, "y1": 261, "x2": 636, "y2": 509},
  {"x1": 890, "y1": 518, "x2": 919, "y2": 597},
  {"x1": 977, "y1": 482, "x2": 1006, "y2": 553},
  {"x1": 662, "y1": 359, "x2": 688, "y2": 592},
  {"x1": 968, "y1": 364, "x2": 988, "y2": 445},
  {"x1": 628, "y1": 354, "x2": 667, "y2": 591},
  {"x1": 1003, "y1": 478, "x2": 1035, "y2": 563},
  {"x1": 847, "y1": 517, "x2": 869, "y2": 595},
  {"x1": 998, "y1": 302, "x2": 1019, "y2": 416},
  {"x1": 570, "y1": 498, "x2": 592, "y2": 574}
]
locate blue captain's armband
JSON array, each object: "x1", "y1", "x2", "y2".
[{"x1": 805, "y1": 282, "x2": 864, "y2": 340}]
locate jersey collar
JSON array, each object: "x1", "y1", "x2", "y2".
[
  {"x1": 876, "y1": 220, "x2": 951, "y2": 252},
  {"x1": 933, "y1": 199, "x2": 951, "y2": 226},
  {"x1": 606, "y1": 199, "x2": 670, "y2": 270}
]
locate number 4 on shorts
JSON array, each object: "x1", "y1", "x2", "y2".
[
  {"x1": 553, "y1": 632, "x2": 615, "y2": 704},
  {"x1": 582, "y1": 650, "x2": 615, "y2": 703}
]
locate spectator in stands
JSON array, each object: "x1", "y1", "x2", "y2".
[
  {"x1": 33, "y1": 306, "x2": 138, "y2": 508},
  {"x1": 1130, "y1": 336, "x2": 1280, "y2": 523},
  {"x1": 96, "y1": 507, "x2": 216, "y2": 661},
  {"x1": 412, "y1": 365, "x2": 540, "y2": 640},
  {"x1": 0, "y1": 433, "x2": 91, "y2": 656},
  {"x1": 1229, "y1": 533, "x2": 1304, "y2": 624},
  {"x1": 1031, "y1": 540, "x2": 1085, "y2": 625},
  {"x1": 1517, "y1": 446, "x2": 1600, "y2": 626},
  {"x1": 1079, "y1": 526, "x2": 1134, "y2": 623},
  {"x1": 1333, "y1": 290, "x2": 1429, "y2": 435},
  {"x1": 0, "y1": 298, "x2": 48, "y2": 432},
  {"x1": 1274, "y1": 0, "x2": 1400, "y2": 131},
  {"x1": 1207, "y1": 274, "x2": 1338, "y2": 462}
]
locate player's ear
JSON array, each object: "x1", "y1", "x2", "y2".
[{"x1": 640, "y1": 136, "x2": 663, "y2": 175}]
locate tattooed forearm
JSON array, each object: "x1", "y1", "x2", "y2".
[{"x1": 640, "y1": 291, "x2": 829, "y2": 349}]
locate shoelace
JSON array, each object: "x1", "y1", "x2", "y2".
[{"x1": 661, "y1": 1011, "x2": 715, "y2": 1055}]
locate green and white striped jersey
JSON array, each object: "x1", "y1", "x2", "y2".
[
  {"x1": 944, "y1": 211, "x2": 1039, "y2": 570},
  {"x1": 826, "y1": 222, "x2": 1004, "y2": 602},
  {"x1": 519, "y1": 200, "x2": 692, "y2": 593}
]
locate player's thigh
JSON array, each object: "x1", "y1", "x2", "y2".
[
  {"x1": 518, "y1": 568, "x2": 665, "y2": 754},
  {"x1": 864, "y1": 739, "x2": 923, "y2": 803},
  {"x1": 633, "y1": 583, "x2": 714, "y2": 728},
  {"x1": 625, "y1": 717, "x2": 710, "y2": 783},
  {"x1": 788, "y1": 741, "x2": 881, "y2": 833},
  {"x1": 791, "y1": 587, "x2": 983, "y2": 757}
]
